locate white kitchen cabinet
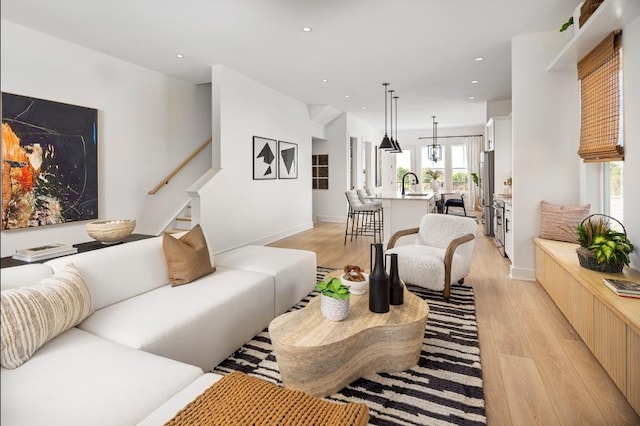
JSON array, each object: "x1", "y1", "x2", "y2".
[
  {"x1": 486, "y1": 115, "x2": 512, "y2": 191},
  {"x1": 504, "y1": 201, "x2": 513, "y2": 260}
]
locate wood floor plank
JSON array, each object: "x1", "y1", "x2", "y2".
[
  {"x1": 519, "y1": 306, "x2": 609, "y2": 425},
  {"x1": 563, "y1": 338, "x2": 640, "y2": 425},
  {"x1": 268, "y1": 221, "x2": 640, "y2": 424},
  {"x1": 498, "y1": 353, "x2": 560, "y2": 425}
]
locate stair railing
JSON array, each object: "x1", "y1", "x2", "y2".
[{"x1": 148, "y1": 137, "x2": 212, "y2": 195}]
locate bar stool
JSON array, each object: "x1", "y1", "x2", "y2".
[{"x1": 344, "y1": 190, "x2": 383, "y2": 245}]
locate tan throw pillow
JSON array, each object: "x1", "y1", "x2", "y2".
[
  {"x1": 0, "y1": 263, "x2": 93, "y2": 369},
  {"x1": 540, "y1": 201, "x2": 591, "y2": 243},
  {"x1": 163, "y1": 224, "x2": 215, "y2": 286}
]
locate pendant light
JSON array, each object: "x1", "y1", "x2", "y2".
[
  {"x1": 390, "y1": 95, "x2": 402, "y2": 153},
  {"x1": 388, "y1": 89, "x2": 397, "y2": 151},
  {"x1": 428, "y1": 115, "x2": 442, "y2": 162},
  {"x1": 379, "y1": 83, "x2": 393, "y2": 150}
]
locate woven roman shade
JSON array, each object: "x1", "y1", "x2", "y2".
[{"x1": 577, "y1": 30, "x2": 623, "y2": 162}]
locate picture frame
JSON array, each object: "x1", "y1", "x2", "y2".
[
  {"x1": 1, "y1": 92, "x2": 98, "y2": 230},
  {"x1": 278, "y1": 141, "x2": 298, "y2": 179},
  {"x1": 253, "y1": 136, "x2": 277, "y2": 180}
]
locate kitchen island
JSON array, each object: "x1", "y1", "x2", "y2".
[{"x1": 367, "y1": 192, "x2": 436, "y2": 242}]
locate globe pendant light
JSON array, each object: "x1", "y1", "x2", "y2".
[
  {"x1": 390, "y1": 95, "x2": 402, "y2": 153},
  {"x1": 428, "y1": 115, "x2": 442, "y2": 162},
  {"x1": 379, "y1": 83, "x2": 393, "y2": 150}
]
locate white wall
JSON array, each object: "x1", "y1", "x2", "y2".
[
  {"x1": 621, "y1": 15, "x2": 640, "y2": 269},
  {"x1": 314, "y1": 114, "x2": 348, "y2": 223},
  {"x1": 486, "y1": 99, "x2": 512, "y2": 119},
  {"x1": 198, "y1": 66, "x2": 313, "y2": 253},
  {"x1": 1, "y1": 21, "x2": 211, "y2": 257},
  {"x1": 511, "y1": 31, "x2": 581, "y2": 280},
  {"x1": 347, "y1": 115, "x2": 383, "y2": 190}
]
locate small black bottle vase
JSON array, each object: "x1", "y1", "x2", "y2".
[
  {"x1": 369, "y1": 243, "x2": 390, "y2": 313},
  {"x1": 387, "y1": 253, "x2": 404, "y2": 305}
]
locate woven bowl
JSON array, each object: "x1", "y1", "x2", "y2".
[
  {"x1": 86, "y1": 219, "x2": 136, "y2": 244},
  {"x1": 341, "y1": 273, "x2": 369, "y2": 295}
]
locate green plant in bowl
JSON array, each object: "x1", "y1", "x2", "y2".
[
  {"x1": 315, "y1": 277, "x2": 350, "y2": 300},
  {"x1": 575, "y1": 215, "x2": 634, "y2": 272}
]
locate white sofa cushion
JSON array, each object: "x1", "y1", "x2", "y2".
[
  {"x1": 0, "y1": 263, "x2": 53, "y2": 290},
  {"x1": 0, "y1": 328, "x2": 202, "y2": 426},
  {"x1": 137, "y1": 373, "x2": 222, "y2": 426},
  {"x1": 46, "y1": 236, "x2": 168, "y2": 310},
  {"x1": 216, "y1": 245, "x2": 317, "y2": 316},
  {"x1": 78, "y1": 267, "x2": 275, "y2": 371},
  {"x1": 1, "y1": 263, "x2": 93, "y2": 369}
]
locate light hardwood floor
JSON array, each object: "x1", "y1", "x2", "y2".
[{"x1": 269, "y1": 221, "x2": 640, "y2": 425}]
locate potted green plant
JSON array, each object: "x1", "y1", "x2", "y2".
[
  {"x1": 575, "y1": 214, "x2": 634, "y2": 273},
  {"x1": 315, "y1": 277, "x2": 350, "y2": 321},
  {"x1": 471, "y1": 172, "x2": 480, "y2": 188}
]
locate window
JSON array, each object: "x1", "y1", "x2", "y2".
[
  {"x1": 421, "y1": 148, "x2": 445, "y2": 192},
  {"x1": 451, "y1": 144, "x2": 469, "y2": 191},
  {"x1": 604, "y1": 161, "x2": 623, "y2": 223},
  {"x1": 396, "y1": 149, "x2": 413, "y2": 192}
]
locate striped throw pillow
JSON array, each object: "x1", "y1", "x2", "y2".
[{"x1": 0, "y1": 263, "x2": 93, "y2": 369}]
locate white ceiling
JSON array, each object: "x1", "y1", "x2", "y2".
[{"x1": 1, "y1": 0, "x2": 579, "y2": 131}]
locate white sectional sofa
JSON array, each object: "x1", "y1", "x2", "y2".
[{"x1": 0, "y1": 235, "x2": 316, "y2": 425}]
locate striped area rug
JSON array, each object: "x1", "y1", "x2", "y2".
[{"x1": 213, "y1": 267, "x2": 486, "y2": 425}]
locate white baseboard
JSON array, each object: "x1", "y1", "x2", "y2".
[
  {"x1": 509, "y1": 266, "x2": 536, "y2": 281},
  {"x1": 316, "y1": 215, "x2": 346, "y2": 223},
  {"x1": 213, "y1": 221, "x2": 314, "y2": 255}
]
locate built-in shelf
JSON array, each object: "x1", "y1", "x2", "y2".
[{"x1": 548, "y1": 0, "x2": 640, "y2": 71}]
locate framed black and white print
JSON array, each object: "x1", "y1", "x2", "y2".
[
  {"x1": 253, "y1": 136, "x2": 277, "y2": 180},
  {"x1": 278, "y1": 141, "x2": 298, "y2": 179}
]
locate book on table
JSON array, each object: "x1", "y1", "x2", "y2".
[
  {"x1": 603, "y1": 278, "x2": 640, "y2": 298},
  {"x1": 12, "y1": 244, "x2": 78, "y2": 262}
]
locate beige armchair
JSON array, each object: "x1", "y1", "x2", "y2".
[{"x1": 386, "y1": 214, "x2": 476, "y2": 300}]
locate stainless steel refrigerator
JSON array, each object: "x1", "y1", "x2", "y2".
[{"x1": 479, "y1": 151, "x2": 494, "y2": 236}]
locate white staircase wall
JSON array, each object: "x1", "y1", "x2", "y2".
[{"x1": 199, "y1": 66, "x2": 314, "y2": 255}]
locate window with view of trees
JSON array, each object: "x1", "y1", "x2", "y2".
[{"x1": 451, "y1": 144, "x2": 468, "y2": 191}]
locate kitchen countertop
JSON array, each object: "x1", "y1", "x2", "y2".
[{"x1": 368, "y1": 192, "x2": 437, "y2": 201}]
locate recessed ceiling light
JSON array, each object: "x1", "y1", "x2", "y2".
[
  {"x1": 468, "y1": 96, "x2": 476, "y2": 100},
  {"x1": 176, "y1": 54, "x2": 185, "y2": 59},
  {"x1": 361, "y1": 107, "x2": 367, "y2": 110},
  {"x1": 344, "y1": 95, "x2": 350, "y2": 98},
  {"x1": 471, "y1": 80, "x2": 479, "y2": 84},
  {"x1": 474, "y1": 57, "x2": 484, "y2": 61},
  {"x1": 302, "y1": 27, "x2": 312, "y2": 32},
  {"x1": 321, "y1": 79, "x2": 328, "y2": 83}
]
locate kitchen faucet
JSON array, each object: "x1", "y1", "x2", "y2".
[{"x1": 401, "y1": 172, "x2": 419, "y2": 195}]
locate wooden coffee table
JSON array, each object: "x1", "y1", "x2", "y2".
[{"x1": 268, "y1": 271, "x2": 429, "y2": 397}]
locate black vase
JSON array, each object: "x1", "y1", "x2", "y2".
[
  {"x1": 369, "y1": 243, "x2": 390, "y2": 313},
  {"x1": 387, "y1": 253, "x2": 404, "y2": 305}
]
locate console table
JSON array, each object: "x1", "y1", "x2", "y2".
[
  {"x1": 1, "y1": 234, "x2": 155, "y2": 269},
  {"x1": 534, "y1": 238, "x2": 640, "y2": 415}
]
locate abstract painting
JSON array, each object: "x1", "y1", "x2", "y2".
[
  {"x1": 1, "y1": 92, "x2": 98, "y2": 230},
  {"x1": 278, "y1": 141, "x2": 298, "y2": 179},
  {"x1": 253, "y1": 136, "x2": 277, "y2": 180}
]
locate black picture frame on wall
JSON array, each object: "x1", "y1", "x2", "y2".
[
  {"x1": 278, "y1": 141, "x2": 298, "y2": 179},
  {"x1": 253, "y1": 136, "x2": 277, "y2": 180},
  {"x1": 1, "y1": 92, "x2": 98, "y2": 230}
]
